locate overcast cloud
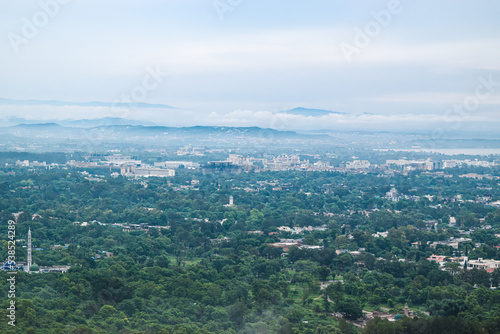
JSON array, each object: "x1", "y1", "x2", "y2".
[{"x1": 1, "y1": 0, "x2": 499, "y2": 133}]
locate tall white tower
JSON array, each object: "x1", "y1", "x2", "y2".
[
  {"x1": 27, "y1": 227, "x2": 32, "y2": 273},
  {"x1": 229, "y1": 196, "x2": 234, "y2": 206}
]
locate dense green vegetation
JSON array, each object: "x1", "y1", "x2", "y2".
[{"x1": 0, "y1": 166, "x2": 499, "y2": 333}]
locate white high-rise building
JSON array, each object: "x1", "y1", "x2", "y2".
[
  {"x1": 386, "y1": 188, "x2": 400, "y2": 201},
  {"x1": 224, "y1": 196, "x2": 234, "y2": 207},
  {"x1": 27, "y1": 227, "x2": 32, "y2": 273}
]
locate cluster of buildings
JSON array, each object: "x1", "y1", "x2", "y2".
[
  {"x1": 459, "y1": 173, "x2": 499, "y2": 180},
  {"x1": 171, "y1": 179, "x2": 200, "y2": 191},
  {"x1": 103, "y1": 154, "x2": 141, "y2": 166},
  {"x1": 386, "y1": 159, "x2": 440, "y2": 171},
  {"x1": 1, "y1": 228, "x2": 71, "y2": 274},
  {"x1": 92, "y1": 251, "x2": 114, "y2": 260},
  {"x1": 442, "y1": 159, "x2": 499, "y2": 169},
  {"x1": 467, "y1": 258, "x2": 500, "y2": 273},
  {"x1": 383, "y1": 184, "x2": 499, "y2": 208},
  {"x1": 7, "y1": 152, "x2": 500, "y2": 178},
  {"x1": 202, "y1": 161, "x2": 244, "y2": 174},
  {"x1": 226, "y1": 154, "x2": 371, "y2": 172},
  {"x1": 427, "y1": 255, "x2": 500, "y2": 274},
  {"x1": 277, "y1": 225, "x2": 329, "y2": 234},
  {"x1": 251, "y1": 225, "x2": 331, "y2": 252},
  {"x1": 177, "y1": 146, "x2": 205, "y2": 156},
  {"x1": 120, "y1": 165, "x2": 175, "y2": 178},
  {"x1": 211, "y1": 154, "x2": 499, "y2": 174},
  {"x1": 94, "y1": 154, "x2": 177, "y2": 178},
  {"x1": 210, "y1": 154, "x2": 369, "y2": 172},
  {"x1": 386, "y1": 188, "x2": 400, "y2": 201},
  {"x1": 268, "y1": 239, "x2": 324, "y2": 252},
  {"x1": 386, "y1": 158, "x2": 499, "y2": 171},
  {"x1": 110, "y1": 222, "x2": 170, "y2": 232},
  {"x1": 15, "y1": 160, "x2": 55, "y2": 168},
  {"x1": 384, "y1": 188, "x2": 423, "y2": 202},
  {"x1": 75, "y1": 221, "x2": 170, "y2": 232},
  {"x1": 73, "y1": 219, "x2": 171, "y2": 232},
  {"x1": 154, "y1": 161, "x2": 200, "y2": 169},
  {"x1": 9, "y1": 155, "x2": 180, "y2": 179},
  {"x1": 346, "y1": 160, "x2": 371, "y2": 169},
  {"x1": 429, "y1": 237, "x2": 474, "y2": 250}
]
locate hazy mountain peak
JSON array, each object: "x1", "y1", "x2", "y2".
[
  {"x1": 13, "y1": 122, "x2": 62, "y2": 128},
  {"x1": 280, "y1": 107, "x2": 347, "y2": 117},
  {"x1": 0, "y1": 97, "x2": 178, "y2": 109}
]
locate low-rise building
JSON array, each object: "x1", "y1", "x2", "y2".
[
  {"x1": 430, "y1": 237, "x2": 472, "y2": 249},
  {"x1": 467, "y1": 258, "x2": 500, "y2": 273}
]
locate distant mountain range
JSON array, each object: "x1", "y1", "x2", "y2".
[
  {"x1": 0, "y1": 98, "x2": 345, "y2": 126},
  {"x1": 0, "y1": 97, "x2": 178, "y2": 109},
  {"x1": 62, "y1": 117, "x2": 158, "y2": 127},
  {"x1": 2, "y1": 117, "x2": 157, "y2": 128},
  {"x1": 3, "y1": 108, "x2": 346, "y2": 128},
  {"x1": 279, "y1": 107, "x2": 347, "y2": 117},
  {"x1": 2, "y1": 122, "x2": 335, "y2": 152},
  {"x1": 6, "y1": 123, "x2": 323, "y2": 140},
  {"x1": 0, "y1": 121, "x2": 341, "y2": 154}
]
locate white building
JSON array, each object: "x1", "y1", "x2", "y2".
[
  {"x1": 346, "y1": 160, "x2": 371, "y2": 169},
  {"x1": 104, "y1": 154, "x2": 141, "y2": 166},
  {"x1": 467, "y1": 258, "x2": 500, "y2": 273},
  {"x1": 224, "y1": 196, "x2": 234, "y2": 207},
  {"x1": 386, "y1": 188, "x2": 400, "y2": 201},
  {"x1": 154, "y1": 161, "x2": 200, "y2": 169},
  {"x1": 121, "y1": 166, "x2": 175, "y2": 177}
]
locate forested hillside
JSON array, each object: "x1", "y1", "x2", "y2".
[{"x1": 1, "y1": 168, "x2": 500, "y2": 333}]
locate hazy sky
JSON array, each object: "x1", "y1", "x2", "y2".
[{"x1": 1, "y1": 0, "x2": 499, "y2": 132}]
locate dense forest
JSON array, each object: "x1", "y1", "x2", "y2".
[{"x1": 1, "y1": 166, "x2": 500, "y2": 333}]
